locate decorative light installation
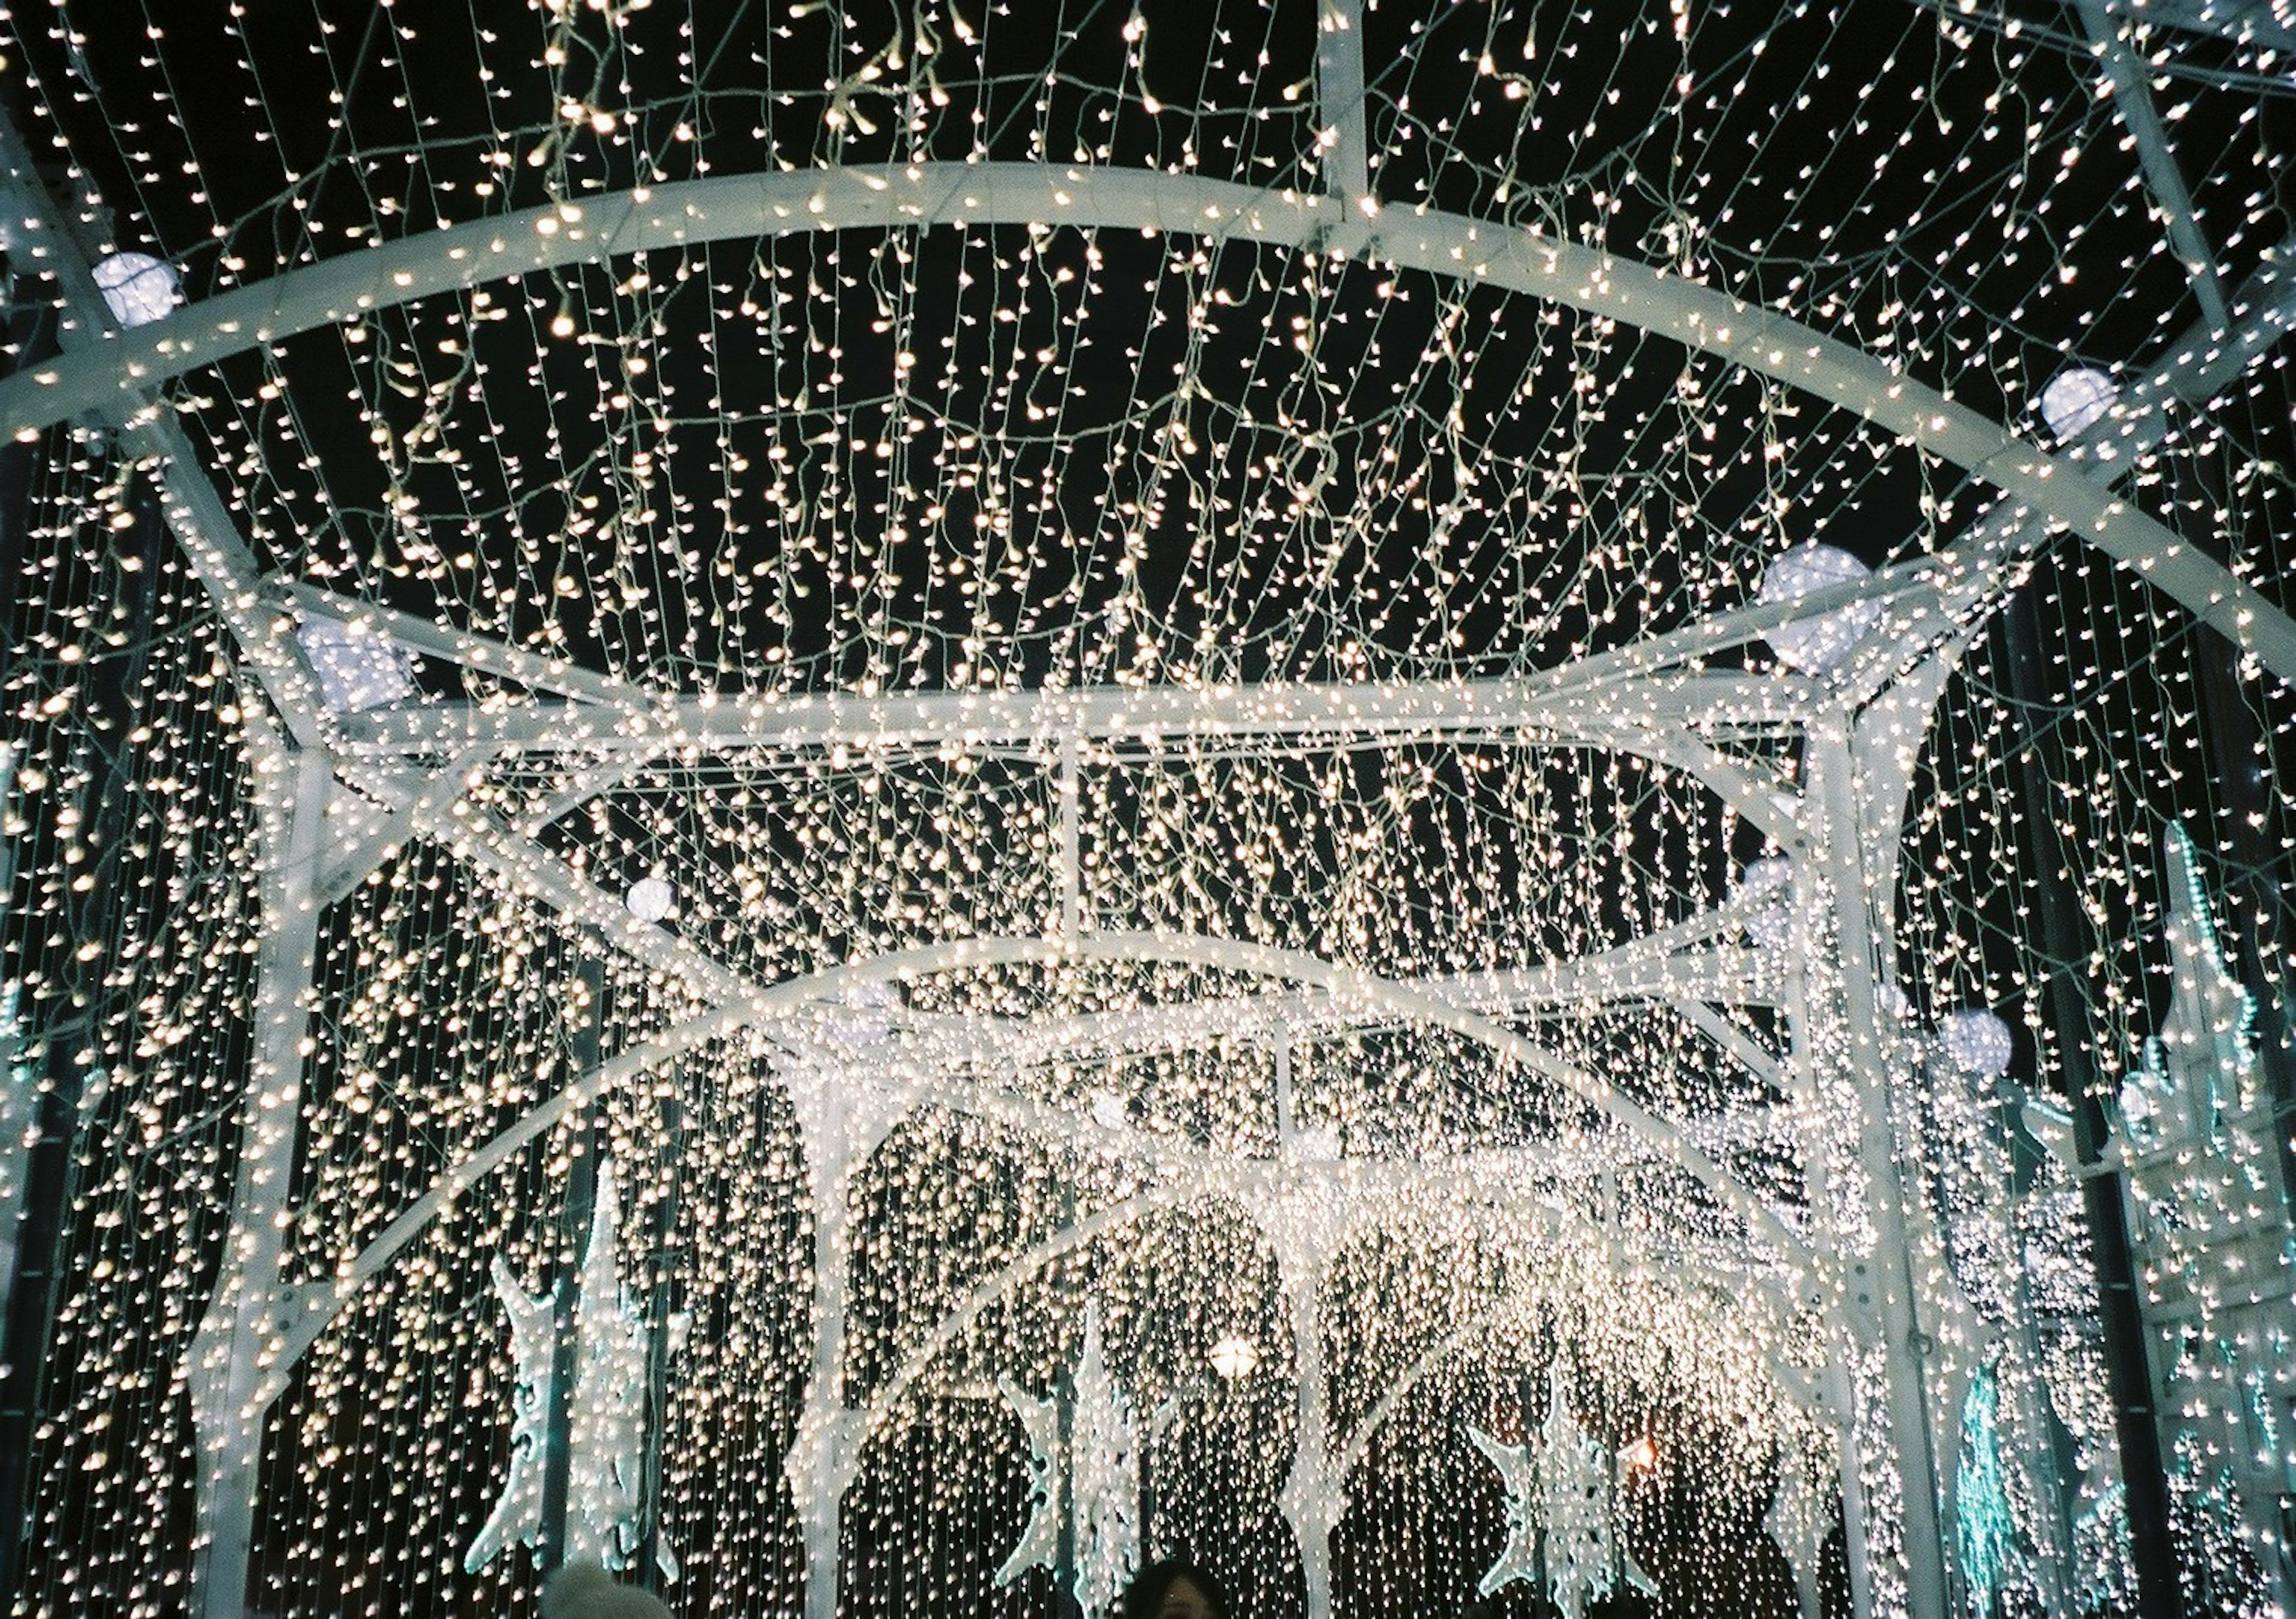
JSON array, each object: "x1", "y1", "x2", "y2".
[
  {"x1": 1936, "y1": 1010, "x2": 2013, "y2": 1087},
  {"x1": 622, "y1": 877, "x2": 674, "y2": 926},
  {"x1": 292, "y1": 616, "x2": 417, "y2": 716},
  {"x1": 1207, "y1": 1337, "x2": 1262, "y2": 1382},
  {"x1": 89, "y1": 250, "x2": 178, "y2": 328},
  {"x1": 1465, "y1": 1369, "x2": 1659, "y2": 1619},
  {"x1": 1755, "y1": 545, "x2": 1885, "y2": 674},
  {"x1": 997, "y1": 1305, "x2": 1141, "y2": 1619},
  {"x1": 2038, "y1": 368, "x2": 2120, "y2": 443},
  {"x1": 468, "y1": 1155, "x2": 682, "y2": 1580},
  {"x1": 1733, "y1": 855, "x2": 1797, "y2": 953},
  {"x1": 0, "y1": 5, "x2": 2289, "y2": 1619}
]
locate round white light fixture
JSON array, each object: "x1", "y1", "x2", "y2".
[
  {"x1": 93, "y1": 251, "x2": 181, "y2": 328},
  {"x1": 2039, "y1": 368, "x2": 2117, "y2": 442},
  {"x1": 1208, "y1": 1336, "x2": 1261, "y2": 1380},
  {"x1": 1089, "y1": 1089, "x2": 1128, "y2": 1131},
  {"x1": 1938, "y1": 1009, "x2": 2014, "y2": 1083},
  {"x1": 624, "y1": 876, "x2": 675, "y2": 924},
  {"x1": 1755, "y1": 543, "x2": 1884, "y2": 674}
]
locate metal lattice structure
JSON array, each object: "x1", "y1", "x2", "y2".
[{"x1": 1, "y1": 4, "x2": 2293, "y2": 1619}]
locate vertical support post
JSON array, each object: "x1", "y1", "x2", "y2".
[
  {"x1": 783, "y1": 1076, "x2": 900, "y2": 1619},
  {"x1": 1778, "y1": 833, "x2": 1879, "y2": 1619},
  {"x1": 1273, "y1": 1027, "x2": 1295, "y2": 1145},
  {"x1": 637, "y1": 1078, "x2": 683, "y2": 1589},
  {"x1": 540, "y1": 957, "x2": 606, "y2": 1572},
  {"x1": 1806, "y1": 723, "x2": 1953, "y2": 1619},
  {"x1": 1992, "y1": 589, "x2": 2180, "y2": 1619},
  {"x1": 1264, "y1": 1199, "x2": 1345, "y2": 1619},
  {"x1": 188, "y1": 722, "x2": 331, "y2": 1619},
  {"x1": 1825, "y1": 1363, "x2": 1880, "y2": 1619},
  {"x1": 1057, "y1": 735, "x2": 1083, "y2": 946},
  {"x1": 1314, "y1": 0, "x2": 1372, "y2": 210}
]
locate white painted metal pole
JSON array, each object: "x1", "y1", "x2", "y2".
[
  {"x1": 188, "y1": 719, "x2": 330, "y2": 1619},
  {"x1": 1807, "y1": 724, "x2": 1953, "y2": 1619},
  {"x1": 1058, "y1": 736, "x2": 1083, "y2": 946}
]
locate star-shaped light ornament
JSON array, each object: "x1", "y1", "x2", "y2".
[
  {"x1": 1467, "y1": 1369, "x2": 1657, "y2": 1619},
  {"x1": 996, "y1": 1302, "x2": 1142, "y2": 1619}
]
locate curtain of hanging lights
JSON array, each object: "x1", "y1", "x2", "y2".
[{"x1": 1, "y1": 2, "x2": 2293, "y2": 1619}]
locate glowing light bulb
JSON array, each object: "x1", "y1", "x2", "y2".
[
  {"x1": 93, "y1": 251, "x2": 180, "y2": 327},
  {"x1": 625, "y1": 876, "x2": 674, "y2": 923},
  {"x1": 1208, "y1": 1336, "x2": 1260, "y2": 1380}
]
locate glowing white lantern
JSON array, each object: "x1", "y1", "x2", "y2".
[
  {"x1": 294, "y1": 616, "x2": 417, "y2": 714},
  {"x1": 1755, "y1": 544, "x2": 1884, "y2": 674},
  {"x1": 1938, "y1": 1009, "x2": 2014, "y2": 1083},
  {"x1": 92, "y1": 251, "x2": 181, "y2": 328},
  {"x1": 1208, "y1": 1336, "x2": 1260, "y2": 1380},
  {"x1": 624, "y1": 876, "x2": 675, "y2": 924},
  {"x1": 1089, "y1": 1089, "x2": 1128, "y2": 1131},
  {"x1": 2039, "y1": 368, "x2": 2117, "y2": 442}
]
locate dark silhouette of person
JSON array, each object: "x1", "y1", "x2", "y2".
[{"x1": 1118, "y1": 1557, "x2": 1232, "y2": 1619}]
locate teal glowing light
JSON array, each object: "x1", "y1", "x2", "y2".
[{"x1": 1956, "y1": 1366, "x2": 2021, "y2": 1617}]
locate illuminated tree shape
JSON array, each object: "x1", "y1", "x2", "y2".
[
  {"x1": 1953, "y1": 1365, "x2": 2024, "y2": 1618},
  {"x1": 996, "y1": 1303, "x2": 1141, "y2": 1619},
  {"x1": 1467, "y1": 1369, "x2": 1655, "y2": 1619},
  {"x1": 2105, "y1": 821, "x2": 2292, "y2": 1610},
  {"x1": 468, "y1": 1156, "x2": 681, "y2": 1581},
  {"x1": 2114, "y1": 821, "x2": 2258, "y2": 1154}
]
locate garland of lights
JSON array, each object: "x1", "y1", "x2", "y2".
[{"x1": 0, "y1": 5, "x2": 2292, "y2": 1619}]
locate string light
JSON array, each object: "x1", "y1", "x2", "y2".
[{"x1": 0, "y1": 4, "x2": 2289, "y2": 1619}]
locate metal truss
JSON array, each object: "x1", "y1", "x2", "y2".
[
  {"x1": 10, "y1": 57, "x2": 2296, "y2": 1617},
  {"x1": 2, "y1": 161, "x2": 2291, "y2": 686},
  {"x1": 294, "y1": 582, "x2": 1814, "y2": 849},
  {"x1": 2077, "y1": 0, "x2": 2233, "y2": 330}
]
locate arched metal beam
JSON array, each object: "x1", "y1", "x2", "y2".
[
  {"x1": 4, "y1": 163, "x2": 2288, "y2": 686},
  {"x1": 261, "y1": 922, "x2": 1822, "y2": 1401},
  {"x1": 851, "y1": 1178, "x2": 1799, "y2": 1450},
  {"x1": 298, "y1": 583, "x2": 1807, "y2": 848},
  {"x1": 719, "y1": 929, "x2": 1820, "y2": 1281}
]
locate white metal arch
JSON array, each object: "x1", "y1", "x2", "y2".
[
  {"x1": 292, "y1": 582, "x2": 1809, "y2": 848},
  {"x1": 850, "y1": 1182, "x2": 1813, "y2": 1450},
  {"x1": 713, "y1": 928, "x2": 1821, "y2": 1276},
  {"x1": 1329, "y1": 1281, "x2": 1827, "y2": 1487},
  {"x1": 258, "y1": 924, "x2": 1824, "y2": 1407},
  {"x1": 3, "y1": 162, "x2": 2289, "y2": 686}
]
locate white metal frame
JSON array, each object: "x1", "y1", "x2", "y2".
[
  {"x1": 5, "y1": 8, "x2": 2293, "y2": 1602},
  {"x1": 2, "y1": 163, "x2": 2291, "y2": 686}
]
